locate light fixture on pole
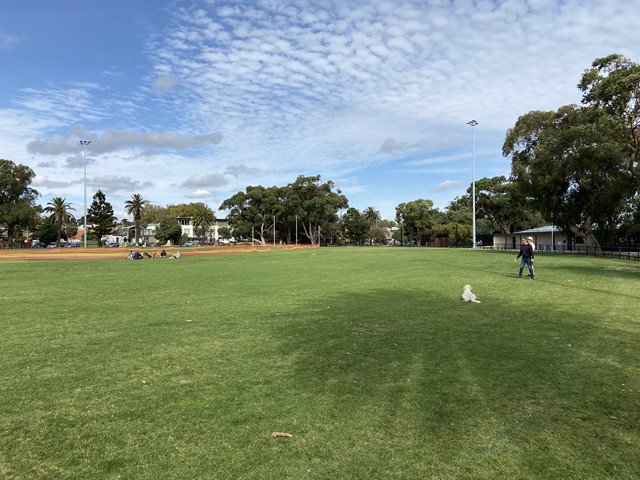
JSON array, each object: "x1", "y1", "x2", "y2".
[
  {"x1": 466, "y1": 120, "x2": 478, "y2": 249},
  {"x1": 80, "y1": 140, "x2": 91, "y2": 248}
]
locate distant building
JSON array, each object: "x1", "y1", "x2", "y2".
[
  {"x1": 493, "y1": 226, "x2": 568, "y2": 252},
  {"x1": 177, "y1": 217, "x2": 229, "y2": 243}
]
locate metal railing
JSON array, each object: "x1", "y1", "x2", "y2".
[{"x1": 492, "y1": 243, "x2": 640, "y2": 261}]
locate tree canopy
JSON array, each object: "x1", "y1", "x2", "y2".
[
  {"x1": 0, "y1": 159, "x2": 40, "y2": 246},
  {"x1": 154, "y1": 216, "x2": 182, "y2": 246},
  {"x1": 191, "y1": 204, "x2": 216, "y2": 242},
  {"x1": 395, "y1": 199, "x2": 439, "y2": 245},
  {"x1": 124, "y1": 193, "x2": 149, "y2": 245},
  {"x1": 340, "y1": 207, "x2": 369, "y2": 245},
  {"x1": 503, "y1": 54, "x2": 640, "y2": 249},
  {"x1": 87, "y1": 190, "x2": 116, "y2": 246},
  {"x1": 44, "y1": 197, "x2": 75, "y2": 246},
  {"x1": 220, "y1": 175, "x2": 348, "y2": 244}
]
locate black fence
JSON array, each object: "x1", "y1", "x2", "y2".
[{"x1": 492, "y1": 243, "x2": 640, "y2": 261}]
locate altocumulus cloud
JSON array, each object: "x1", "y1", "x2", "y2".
[
  {"x1": 432, "y1": 180, "x2": 465, "y2": 192},
  {"x1": 181, "y1": 173, "x2": 229, "y2": 188},
  {"x1": 27, "y1": 130, "x2": 222, "y2": 155}
]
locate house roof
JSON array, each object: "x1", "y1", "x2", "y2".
[{"x1": 513, "y1": 225, "x2": 562, "y2": 235}]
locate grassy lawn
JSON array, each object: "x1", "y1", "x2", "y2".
[{"x1": 1, "y1": 247, "x2": 639, "y2": 479}]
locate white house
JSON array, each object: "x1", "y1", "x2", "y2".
[{"x1": 177, "y1": 217, "x2": 229, "y2": 243}]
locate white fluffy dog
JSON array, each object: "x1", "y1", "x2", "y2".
[{"x1": 461, "y1": 284, "x2": 481, "y2": 303}]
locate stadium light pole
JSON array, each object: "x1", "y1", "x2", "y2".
[
  {"x1": 80, "y1": 140, "x2": 91, "y2": 248},
  {"x1": 467, "y1": 120, "x2": 478, "y2": 249}
]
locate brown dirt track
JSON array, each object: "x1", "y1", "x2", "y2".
[{"x1": 0, "y1": 244, "x2": 317, "y2": 261}]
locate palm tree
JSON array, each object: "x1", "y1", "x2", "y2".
[
  {"x1": 44, "y1": 197, "x2": 75, "y2": 246},
  {"x1": 363, "y1": 206, "x2": 381, "y2": 245},
  {"x1": 191, "y1": 204, "x2": 216, "y2": 243},
  {"x1": 363, "y1": 206, "x2": 381, "y2": 226},
  {"x1": 124, "y1": 193, "x2": 149, "y2": 245}
]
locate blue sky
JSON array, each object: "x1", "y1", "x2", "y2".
[{"x1": 1, "y1": 0, "x2": 639, "y2": 221}]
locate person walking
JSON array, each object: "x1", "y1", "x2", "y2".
[
  {"x1": 527, "y1": 236, "x2": 536, "y2": 275},
  {"x1": 515, "y1": 238, "x2": 534, "y2": 279}
]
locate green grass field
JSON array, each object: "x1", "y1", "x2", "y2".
[{"x1": 1, "y1": 247, "x2": 639, "y2": 479}]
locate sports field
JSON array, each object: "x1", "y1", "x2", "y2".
[{"x1": 1, "y1": 247, "x2": 639, "y2": 479}]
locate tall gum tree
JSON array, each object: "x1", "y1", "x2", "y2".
[{"x1": 503, "y1": 54, "x2": 639, "y2": 251}]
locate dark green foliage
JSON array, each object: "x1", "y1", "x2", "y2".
[
  {"x1": 154, "y1": 217, "x2": 182, "y2": 246},
  {"x1": 220, "y1": 175, "x2": 348, "y2": 244},
  {"x1": 191, "y1": 204, "x2": 215, "y2": 241},
  {"x1": 0, "y1": 159, "x2": 40, "y2": 246},
  {"x1": 33, "y1": 219, "x2": 59, "y2": 245},
  {"x1": 504, "y1": 54, "x2": 640, "y2": 248},
  {"x1": 43, "y1": 197, "x2": 75, "y2": 246},
  {"x1": 87, "y1": 190, "x2": 116, "y2": 246},
  {"x1": 340, "y1": 207, "x2": 369, "y2": 245},
  {"x1": 124, "y1": 193, "x2": 149, "y2": 245},
  {"x1": 395, "y1": 199, "x2": 439, "y2": 245}
]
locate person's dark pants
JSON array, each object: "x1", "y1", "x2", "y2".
[{"x1": 519, "y1": 258, "x2": 534, "y2": 278}]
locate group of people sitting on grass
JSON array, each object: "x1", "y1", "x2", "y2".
[{"x1": 127, "y1": 249, "x2": 180, "y2": 260}]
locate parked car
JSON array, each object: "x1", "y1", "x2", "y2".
[
  {"x1": 105, "y1": 242, "x2": 120, "y2": 248},
  {"x1": 183, "y1": 241, "x2": 194, "y2": 247},
  {"x1": 32, "y1": 241, "x2": 46, "y2": 248},
  {"x1": 47, "y1": 243, "x2": 58, "y2": 248}
]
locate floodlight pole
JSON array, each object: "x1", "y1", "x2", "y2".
[
  {"x1": 467, "y1": 120, "x2": 478, "y2": 249},
  {"x1": 80, "y1": 140, "x2": 91, "y2": 248}
]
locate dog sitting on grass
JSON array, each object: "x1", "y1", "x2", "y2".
[{"x1": 461, "y1": 284, "x2": 481, "y2": 303}]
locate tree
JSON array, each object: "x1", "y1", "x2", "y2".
[
  {"x1": 504, "y1": 54, "x2": 640, "y2": 250},
  {"x1": 33, "y1": 219, "x2": 58, "y2": 245},
  {"x1": 284, "y1": 175, "x2": 348, "y2": 244},
  {"x1": 124, "y1": 193, "x2": 149, "y2": 245},
  {"x1": 191, "y1": 203, "x2": 216, "y2": 242},
  {"x1": 217, "y1": 226, "x2": 232, "y2": 241},
  {"x1": 369, "y1": 224, "x2": 389, "y2": 245},
  {"x1": 363, "y1": 207, "x2": 381, "y2": 226},
  {"x1": 578, "y1": 54, "x2": 640, "y2": 180},
  {"x1": 140, "y1": 204, "x2": 169, "y2": 225},
  {"x1": 220, "y1": 175, "x2": 348, "y2": 245},
  {"x1": 87, "y1": 190, "x2": 116, "y2": 246},
  {"x1": 472, "y1": 176, "x2": 545, "y2": 234},
  {"x1": 166, "y1": 203, "x2": 204, "y2": 219},
  {"x1": 395, "y1": 199, "x2": 439, "y2": 245},
  {"x1": 220, "y1": 186, "x2": 280, "y2": 244},
  {"x1": 362, "y1": 206, "x2": 382, "y2": 244},
  {"x1": 0, "y1": 159, "x2": 40, "y2": 246},
  {"x1": 340, "y1": 208, "x2": 369, "y2": 245},
  {"x1": 379, "y1": 218, "x2": 396, "y2": 228},
  {"x1": 504, "y1": 105, "x2": 629, "y2": 250},
  {"x1": 44, "y1": 197, "x2": 75, "y2": 246},
  {"x1": 154, "y1": 216, "x2": 182, "y2": 246},
  {"x1": 431, "y1": 222, "x2": 472, "y2": 244}
]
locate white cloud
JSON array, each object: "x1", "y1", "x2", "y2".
[
  {"x1": 26, "y1": 129, "x2": 222, "y2": 155},
  {"x1": 185, "y1": 189, "x2": 215, "y2": 199},
  {"x1": 181, "y1": 173, "x2": 228, "y2": 188},
  {"x1": 153, "y1": 76, "x2": 179, "y2": 92},
  {"x1": 0, "y1": 32, "x2": 24, "y2": 49},
  {"x1": 432, "y1": 180, "x2": 465, "y2": 193}
]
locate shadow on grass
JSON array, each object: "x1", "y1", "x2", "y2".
[{"x1": 271, "y1": 286, "x2": 640, "y2": 478}]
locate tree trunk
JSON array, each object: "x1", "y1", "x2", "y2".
[{"x1": 569, "y1": 220, "x2": 602, "y2": 254}]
